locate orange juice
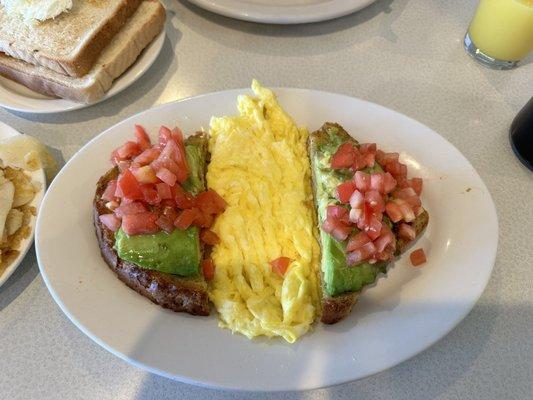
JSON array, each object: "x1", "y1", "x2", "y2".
[{"x1": 468, "y1": 0, "x2": 533, "y2": 61}]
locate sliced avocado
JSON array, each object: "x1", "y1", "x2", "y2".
[
  {"x1": 114, "y1": 133, "x2": 208, "y2": 276},
  {"x1": 115, "y1": 227, "x2": 201, "y2": 276},
  {"x1": 309, "y1": 123, "x2": 389, "y2": 297}
]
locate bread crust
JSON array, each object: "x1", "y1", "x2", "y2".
[
  {"x1": 93, "y1": 167, "x2": 210, "y2": 316},
  {"x1": 0, "y1": 0, "x2": 165, "y2": 103},
  {"x1": 0, "y1": 0, "x2": 143, "y2": 77}
]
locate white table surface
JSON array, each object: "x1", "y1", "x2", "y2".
[{"x1": 1, "y1": 0, "x2": 532, "y2": 399}]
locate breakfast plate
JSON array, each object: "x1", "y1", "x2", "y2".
[
  {"x1": 0, "y1": 31, "x2": 165, "y2": 114},
  {"x1": 35, "y1": 88, "x2": 498, "y2": 391},
  {"x1": 0, "y1": 122, "x2": 46, "y2": 288},
  {"x1": 186, "y1": 0, "x2": 378, "y2": 24}
]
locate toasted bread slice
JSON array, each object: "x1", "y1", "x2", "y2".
[
  {"x1": 0, "y1": 0, "x2": 165, "y2": 103},
  {"x1": 309, "y1": 122, "x2": 429, "y2": 324},
  {"x1": 93, "y1": 133, "x2": 210, "y2": 316},
  {"x1": 0, "y1": 0, "x2": 143, "y2": 77}
]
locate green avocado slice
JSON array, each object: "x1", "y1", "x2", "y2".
[
  {"x1": 114, "y1": 133, "x2": 208, "y2": 277},
  {"x1": 309, "y1": 123, "x2": 388, "y2": 297}
]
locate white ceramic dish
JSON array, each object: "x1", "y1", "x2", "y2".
[
  {"x1": 187, "y1": 0, "x2": 377, "y2": 24},
  {"x1": 35, "y1": 88, "x2": 498, "y2": 391},
  {"x1": 0, "y1": 31, "x2": 165, "y2": 114},
  {"x1": 0, "y1": 122, "x2": 46, "y2": 288}
]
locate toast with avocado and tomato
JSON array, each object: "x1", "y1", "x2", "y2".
[
  {"x1": 93, "y1": 127, "x2": 226, "y2": 316},
  {"x1": 309, "y1": 123, "x2": 429, "y2": 324}
]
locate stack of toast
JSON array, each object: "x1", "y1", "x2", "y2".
[{"x1": 0, "y1": 0, "x2": 165, "y2": 103}]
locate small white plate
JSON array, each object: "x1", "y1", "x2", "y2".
[
  {"x1": 186, "y1": 0, "x2": 377, "y2": 24},
  {"x1": 0, "y1": 122, "x2": 45, "y2": 288},
  {"x1": 35, "y1": 88, "x2": 498, "y2": 391},
  {"x1": 0, "y1": 31, "x2": 165, "y2": 114}
]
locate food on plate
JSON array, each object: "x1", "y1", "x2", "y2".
[
  {"x1": 206, "y1": 80, "x2": 320, "y2": 343},
  {"x1": 93, "y1": 126, "x2": 227, "y2": 316},
  {"x1": 1, "y1": 0, "x2": 72, "y2": 22},
  {"x1": 0, "y1": 134, "x2": 58, "y2": 180},
  {"x1": 0, "y1": 0, "x2": 143, "y2": 77},
  {"x1": 0, "y1": 0, "x2": 165, "y2": 102},
  {"x1": 0, "y1": 135, "x2": 49, "y2": 272},
  {"x1": 309, "y1": 122, "x2": 429, "y2": 324}
]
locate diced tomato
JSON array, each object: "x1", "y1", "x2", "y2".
[
  {"x1": 359, "y1": 143, "x2": 377, "y2": 154},
  {"x1": 174, "y1": 208, "x2": 198, "y2": 229},
  {"x1": 196, "y1": 211, "x2": 214, "y2": 228},
  {"x1": 202, "y1": 259, "x2": 215, "y2": 280},
  {"x1": 349, "y1": 207, "x2": 362, "y2": 223},
  {"x1": 321, "y1": 216, "x2": 352, "y2": 241},
  {"x1": 156, "y1": 167, "x2": 177, "y2": 187},
  {"x1": 349, "y1": 189, "x2": 365, "y2": 209},
  {"x1": 141, "y1": 185, "x2": 160, "y2": 205},
  {"x1": 200, "y1": 229, "x2": 220, "y2": 245},
  {"x1": 365, "y1": 215, "x2": 382, "y2": 240},
  {"x1": 326, "y1": 205, "x2": 350, "y2": 224},
  {"x1": 354, "y1": 171, "x2": 371, "y2": 191},
  {"x1": 359, "y1": 241, "x2": 377, "y2": 259},
  {"x1": 346, "y1": 231, "x2": 371, "y2": 252},
  {"x1": 122, "y1": 212, "x2": 158, "y2": 235},
  {"x1": 156, "y1": 183, "x2": 173, "y2": 200},
  {"x1": 398, "y1": 223, "x2": 416, "y2": 241},
  {"x1": 171, "y1": 127, "x2": 185, "y2": 145},
  {"x1": 396, "y1": 187, "x2": 421, "y2": 207},
  {"x1": 159, "y1": 126, "x2": 173, "y2": 147},
  {"x1": 370, "y1": 173, "x2": 384, "y2": 193},
  {"x1": 131, "y1": 165, "x2": 158, "y2": 184},
  {"x1": 336, "y1": 181, "x2": 356, "y2": 204},
  {"x1": 155, "y1": 215, "x2": 175, "y2": 233},
  {"x1": 174, "y1": 185, "x2": 195, "y2": 209},
  {"x1": 117, "y1": 161, "x2": 131, "y2": 173},
  {"x1": 110, "y1": 149, "x2": 121, "y2": 165},
  {"x1": 134, "y1": 125, "x2": 152, "y2": 151},
  {"x1": 365, "y1": 190, "x2": 385, "y2": 213},
  {"x1": 159, "y1": 139, "x2": 189, "y2": 183},
  {"x1": 396, "y1": 176, "x2": 410, "y2": 189},
  {"x1": 134, "y1": 148, "x2": 160, "y2": 166},
  {"x1": 362, "y1": 152, "x2": 375, "y2": 168},
  {"x1": 382, "y1": 152, "x2": 400, "y2": 165},
  {"x1": 347, "y1": 250, "x2": 364, "y2": 266},
  {"x1": 116, "y1": 141, "x2": 141, "y2": 160},
  {"x1": 374, "y1": 228, "x2": 394, "y2": 253},
  {"x1": 400, "y1": 164, "x2": 407, "y2": 177},
  {"x1": 99, "y1": 214, "x2": 121, "y2": 232},
  {"x1": 114, "y1": 201, "x2": 147, "y2": 217},
  {"x1": 331, "y1": 142, "x2": 355, "y2": 169},
  {"x1": 162, "y1": 205, "x2": 179, "y2": 222},
  {"x1": 383, "y1": 172, "x2": 397, "y2": 193},
  {"x1": 410, "y1": 248, "x2": 427, "y2": 266},
  {"x1": 117, "y1": 170, "x2": 144, "y2": 200},
  {"x1": 102, "y1": 180, "x2": 117, "y2": 201},
  {"x1": 395, "y1": 199, "x2": 415, "y2": 222},
  {"x1": 269, "y1": 257, "x2": 292, "y2": 276},
  {"x1": 410, "y1": 177, "x2": 423, "y2": 196},
  {"x1": 385, "y1": 201, "x2": 403, "y2": 223},
  {"x1": 196, "y1": 189, "x2": 227, "y2": 215}
]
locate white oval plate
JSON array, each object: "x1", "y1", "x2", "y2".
[
  {"x1": 0, "y1": 31, "x2": 165, "y2": 114},
  {"x1": 0, "y1": 122, "x2": 45, "y2": 288},
  {"x1": 186, "y1": 0, "x2": 377, "y2": 24},
  {"x1": 35, "y1": 88, "x2": 498, "y2": 391}
]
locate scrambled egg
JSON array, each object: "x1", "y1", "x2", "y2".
[{"x1": 207, "y1": 80, "x2": 321, "y2": 343}]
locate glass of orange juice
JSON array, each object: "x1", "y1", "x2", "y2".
[{"x1": 464, "y1": 0, "x2": 533, "y2": 69}]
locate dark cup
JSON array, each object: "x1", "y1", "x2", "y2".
[{"x1": 510, "y1": 97, "x2": 533, "y2": 172}]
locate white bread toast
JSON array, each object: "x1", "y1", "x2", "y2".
[
  {"x1": 0, "y1": 0, "x2": 143, "y2": 77},
  {"x1": 0, "y1": 0, "x2": 165, "y2": 103}
]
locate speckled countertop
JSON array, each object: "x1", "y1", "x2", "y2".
[{"x1": 1, "y1": 0, "x2": 532, "y2": 399}]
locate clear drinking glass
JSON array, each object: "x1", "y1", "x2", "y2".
[{"x1": 464, "y1": 0, "x2": 533, "y2": 69}]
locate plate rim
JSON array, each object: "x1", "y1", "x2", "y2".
[
  {"x1": 0, "y1": 30, "x2": 165, "y2": 115},
  {"x1": 186, "y1": 0, "x2": 378, "y2": 24},
  {"x1": 35, "y1": 87, "x2": 499, "y2": 391},
  {"x1": 0, "y1": 122, "x2": 46, "y2": 288}
]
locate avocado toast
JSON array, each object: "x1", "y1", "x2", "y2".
[
  {"x1": 309, "y1": 123, "x2": 429, "y2": 324},
  {"x1": 93, "y1": 131, "x2": 220, "y2": 316}
]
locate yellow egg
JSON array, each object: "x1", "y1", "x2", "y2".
[{"x1": 207, "y1": 80, "x2": 321, "y2": 343}]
